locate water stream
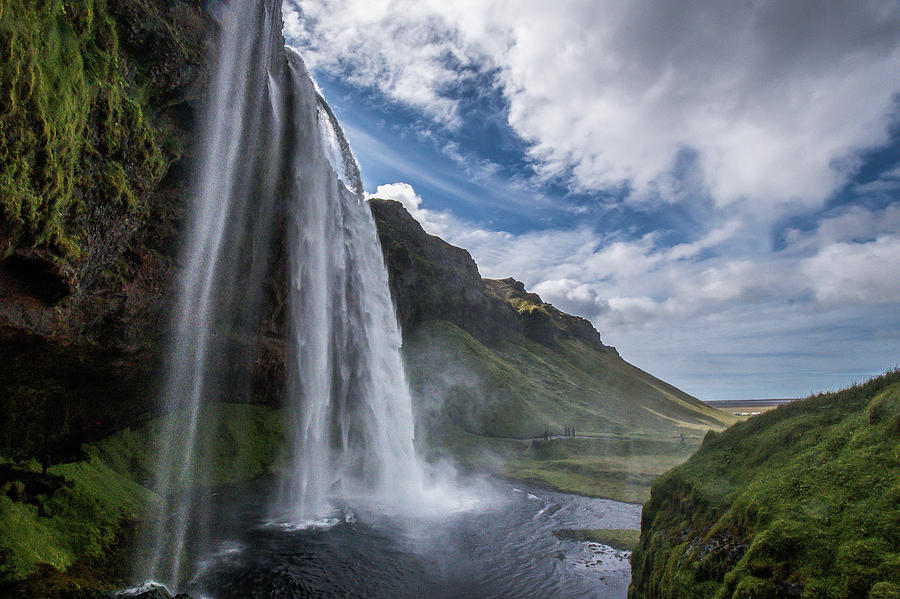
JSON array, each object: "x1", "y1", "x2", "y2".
[{"x1": 276, "y1": 48, "x2": 425, "y2": 525}]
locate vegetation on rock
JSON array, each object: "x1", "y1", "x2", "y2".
[
  {"x1": 0, "y1": 404, "x2": 284, "y2": 592},
  {"x1": 0, "y1": 0, "x2": 210, "y2": 470},
  {"x1": 629, "y1": 370, "x2": 900, "y2": 599},
  {"x1": 0, "y1": 0, "x2": 168, "y2": 258}
]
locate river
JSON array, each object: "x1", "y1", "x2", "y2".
[{"x1": 158, "y1": 478, "x2": 640, "y2": 599}]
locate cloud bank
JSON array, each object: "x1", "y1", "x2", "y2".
[
  {"x1": 285, "y1": 0, "x2": 900, "y2": 213},
  {"x1": 287, "y1": 0, "x2": 900, "y2": 398}
]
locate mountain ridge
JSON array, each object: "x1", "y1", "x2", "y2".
[{"x1": 368, "y1": 196, "x2": 733, "y2": 500}]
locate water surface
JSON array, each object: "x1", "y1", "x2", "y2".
[{"x1": 182, "y1": 479, "x2": 640, "y2": 598}]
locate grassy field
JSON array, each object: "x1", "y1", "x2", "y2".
[
  {"x1": 426, "y1": 427, "x2": 705, "y2": 503},
  {"x1": 407, "y1": 321, "x2": 734, "y2": 504},
  {"x1": 630, "y1": 370, "x2": 900, "y2": 599}
]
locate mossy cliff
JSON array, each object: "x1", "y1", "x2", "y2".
[
  {"x1": 0, "y1": 1, "x2": 284, "y2": 593},
  {"x1": 629, "y1": 371, "x2": 900, "y2": 599},
  {"x1": 0, "y1": 0, "x2": 212, "y2": 461}
]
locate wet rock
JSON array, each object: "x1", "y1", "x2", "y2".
[{"x1": 115, "y1": 583, "x2": 194, "y2": 599}]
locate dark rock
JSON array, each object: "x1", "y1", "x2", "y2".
[
  {"x1": 369, "y1": 199, "x2": 615, "y2": 352},
  {"x1": 484, "y1": 277, "x2": 612, "y2": 351},
  {"x1": 368, "y1": 198, "x2": 520, "y2": 344},
  {"x1": 0, "y1": 0, "x2": 216, "y2": 461},
  {"x1": 118, "y1": 584, "x2": 193, "y2": 599}
]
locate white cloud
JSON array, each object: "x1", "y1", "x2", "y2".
[
  {"x1": 532, "y1": 278, "x2": 609, "y2": 319},
  {"x1": 802, "y1": 236, "x2": 900, "y2": 306},
  {"x1": 285, "y1": 0, "x2": 900, "y2": 213},
  {"x1": 364, "y1": 181, "x2": 900, "y2": 397},
  {"x1": 368, "y1": 182, "x2": 454, "y2": 239}
]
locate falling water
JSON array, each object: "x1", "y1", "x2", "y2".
[
  {"x1": 140, "y1": 0, "x2": 425, "y2": 590},
  {"x1": 277, "y1": 48, "x2": 423, "y2": 523}
]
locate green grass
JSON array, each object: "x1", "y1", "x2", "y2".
[
  {"x1": 629, "y1": 370, "x2": 900, "y2": 599},
  {"x1": 508, "y1": 452, "x2": 692, "y2": 504},
  {"x1": 0, "y1": 403, "x2": 284, "y2": 587},
  {"x1": 406, "y1": 320, "x2": 732, "y2": 503},
  {"x1": 555, "y1": 528, "x2": 641, "y2": 551},
  {"x1": 406, "y1": 320, "x2": 732, "y2": 439}
]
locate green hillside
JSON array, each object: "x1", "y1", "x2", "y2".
[
  {"x1": 404, "y1": 320, "x2": 734, "y2": 502},
  {"x1": 406, "y1": 320, "x2": 728, "y2": 439},
  {"x1": 366, "y1": 197, "x2": 734, "y2": 503},
  {"x1": 630, "y1": 370, "x2": 900, "y2": 599}
]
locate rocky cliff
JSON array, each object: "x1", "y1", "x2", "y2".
[
  {"x1": 368, "y1": 198, "x2": 520, "y2": 344},
  {"x1": 0, "y1": 0, "x2": 215, "y2": 462},
  {"x1": 369, "y1": 197, "x2": 616, "y2": 353},
  {"x1": 0, "y1": 1, "x2": 290, "y2": 465}
]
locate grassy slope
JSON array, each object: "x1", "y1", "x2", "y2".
[
  {"x1": 0, "y1": 404, "x2": 284, "y2": 592},
  {"x1": 405, "y1": 320, "x2": 734, "y2": 502},
  {"x1": 629, "y1": 371, "x2": 900, "y2": 599}
]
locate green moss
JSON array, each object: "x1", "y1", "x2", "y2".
[
  {"x1": 0, "y1": 426, "x2": 153, "y2": 581},
  {"x1": 629, "y1": 371, "x2": 900, "y2": 599},
  {"x1": 0, "y1": 0, "x2": 165, "y2": 258},
  {"x1": 0, "y1": 403, "x2": 285, "y2": 586}
]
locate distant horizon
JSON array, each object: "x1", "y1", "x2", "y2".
[
  {"x1": 704, "y1": 398, "x2": 797, "y2": 405},
  {"x1": 285, "y1": 0, "x2": 900, "y2": 400}
]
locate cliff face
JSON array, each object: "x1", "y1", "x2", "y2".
[
  {"x1": 484, "y1": 277, "x2": 613, "y2": 352},
  {"x1": 368, "y1": 197, "x2": 615, "y2": 353},
  {"x1": 0, "y1": 0, "x2": 214, "y2": 460},
  {"x1": 629, "y1": 372, "x2": 900, "y2": 599},
  {"x1": 368, "y1": 198, "x2": 520, "y2": 344},
  {"x1": 369, "y1": 197, "x2": 728, "y2": 444}
]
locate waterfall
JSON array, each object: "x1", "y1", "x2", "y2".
[
  {"x1": 277, "y1": 48, "x2": 423, "y2": 523},
  {"x1": 140, "y1": 0, "x2": 424, "y2": 590}
]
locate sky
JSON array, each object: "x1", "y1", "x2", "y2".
[{"x1": 282, "y1": 0, "x2": 900, "y2": 400}]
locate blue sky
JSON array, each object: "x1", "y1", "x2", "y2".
[{"x1": 284, "y1": 0, "x2": 900, "y2": 400}]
